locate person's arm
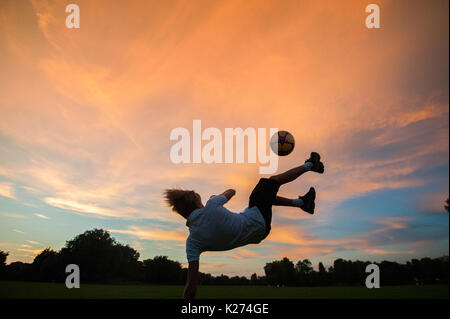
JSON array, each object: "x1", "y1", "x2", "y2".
[
  {"x1": 183, "y1": 260, "x2": 199, "y2": 299},
  {"x1": 220, "y1": 189, "x2": 236, "y2": 201}
]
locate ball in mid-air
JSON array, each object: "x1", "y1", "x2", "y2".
[{"x1": 270, "y1": 130, "x2": 295, "y2": 156}]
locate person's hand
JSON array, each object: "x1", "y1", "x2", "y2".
[{"x1": 222, "y1": 189, "x2": 236, "y2": 200}]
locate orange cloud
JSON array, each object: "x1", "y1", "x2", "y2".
[
  {"x1": 0, "y1": 0, "x2": 447, "y2": 273},
  {"x1": 366, "y1": 249, "x2": 415, "y2": 255},
  {"x1": 224, "y1": 248, "x2": 262, "y2": 259},
  {"x1": 44, "y1": 197, "x2": 119, "y2": 218},
  {"x1": 419, "y1": 191, "x2": 450, "y2": 214},
  {"x1": 2, "y1": 212, "x2": 26, "y2": 219},
  {"x1": 0, "y1": 182, "x2": 16, "y2": 200},
  {"x1": 0, "y1": 0, "x2": 447, "y2": 225},
  {"x1": 34, "y1": 213, "x2": 50, "y2": 220},
  {"x1": 26, "y1": 240, "x2": 42, "y2": 245},
  {"x1": 109, "y1": 225, "x2": 187, "y2": 242},
  {"x1": 259, "y1": 216, "x2": 420, "y2": 260},
  {"x1": 375, "y1": 217, "x2": 411, "y2": 231},
  {"x1": 17, "y1": 248, "x2": 44, "y2": 256}
]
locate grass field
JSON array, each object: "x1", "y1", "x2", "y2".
[{"x1": 0, "y1": 281, "x2": 448, "y2": 299}]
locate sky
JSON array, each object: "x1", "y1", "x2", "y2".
[{"x1": 0, "y1": 0, "x2": 448, "y2": 277}]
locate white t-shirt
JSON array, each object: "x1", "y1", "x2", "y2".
[{"x1": 186, "y1": 195, "x2": 266, "y2": 262}]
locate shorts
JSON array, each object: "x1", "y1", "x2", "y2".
[{"x1": 248, "y1": 178, "x2": 281, "y2": 239}]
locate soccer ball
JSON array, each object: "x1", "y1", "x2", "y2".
[{"x1": 270, "y1": 130, "x2": 295, "y2": 156}]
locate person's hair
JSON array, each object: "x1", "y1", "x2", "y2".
[{"x1": 164, "y1": 189, "x2": 199, "y2": 219}]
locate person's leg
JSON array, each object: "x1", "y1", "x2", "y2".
[
  {"x1": 274, "y1": 188, "x2": 316, "y2": 215},
  {"x1": 270, "y1": 164, "x2": 310, "y2": 185},
  {"x1": 269, "y1": 152, "x2": 324, "y2": 186},
  {"x1": 274, "y1": 196, "x2": 296, "y2": 207},
  {"x1": 248, "y1": 153, "x2": 323, "y2": 236}
]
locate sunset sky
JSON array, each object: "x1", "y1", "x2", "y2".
[{"x1": 0, "y1": 0, "x2": 448, "y2": 276}]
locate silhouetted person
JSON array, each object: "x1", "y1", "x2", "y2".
[{"x1": 164, "y1": 152, "x2": 325, "y2": 299}]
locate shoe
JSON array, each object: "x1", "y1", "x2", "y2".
[
  {"x1": 299, "y1": 187, "x2": 315, "y2": 215},
  {"x1": 305, "y1": 152, "x2": 324, "y2": 173}
]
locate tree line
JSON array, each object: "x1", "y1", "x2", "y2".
[{"x1": 0, "y1": 229, "x2": 448, "y2": 286}]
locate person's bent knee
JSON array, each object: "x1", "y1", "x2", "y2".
[
  {"x1": 269, "y1": 175, "x2": 279, "y2": 182},
  {"x1": 269, "y1": 175, "x2": 282, "y2": 185}
]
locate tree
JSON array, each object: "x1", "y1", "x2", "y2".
[
  {"x1": 264, "y1": 257, "x2": 296, "y2": 286},
  {"x1": 333, "y1": 258, "x2": 351, "y2": 285},
  {"x1": 379, "y1": 260, "x2": 412, "y2": 285},
  {"x1": 142, "y1": 256, "x2": 182, "y2": 284},
  {"x1": 295, "y1": 259, "x2": 314, "y2": 286},
  {"x1": 0, "y1": 250, "x2": 8, "y2": 280},
  {"x1": 32, "y1": 248, "x2": 61, "y2": 282},
  {"x1": 2, "y1": 228, "x2": 448, "y2": 286},
  {"x1": 0, "y1": 250, "x2": 8, "y2": 267},
  {"x1": 318, "y1": 262, "x2": 326, "y2": 274},
  {"x1": 316, "y1": 262, "x2": 330, "y2": 286},
  {"x1": 5, "y1": 261, "x2": 34, "y2": 281},
  {"x1": 296, "y1": 259, "x2": 313, "y2": 275},
  {"x1": 214, "y1": 274, "x2": 230, "y2": 285},
  {"x1": 250, "y1": 273, "x2": 258, "y2": 285},
  {"x1": 59, "y1": 229, "x2": 139, "y2": 283}
]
